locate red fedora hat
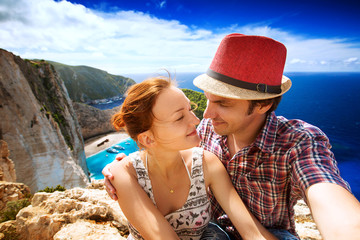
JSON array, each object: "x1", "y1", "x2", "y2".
[{"x1": 194, "y1": 33, "x2": 291, "y2": 100}]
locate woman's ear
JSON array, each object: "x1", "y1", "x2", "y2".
[{"x1": 137, "y1": 130, "x2": 155, "y2": 148}]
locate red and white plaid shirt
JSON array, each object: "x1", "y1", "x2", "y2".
[{"x1": 198, "y1": 112, "x2": 351, "y2": 238}]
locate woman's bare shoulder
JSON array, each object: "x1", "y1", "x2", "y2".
[
  {"x1": 109, "y1": 156, "x2": 137, "y2": 179},
  {"x1": 202, "y1": 149, "x2": 220, "y2": 163},
  {"x1": 202, "y1": 149, "x2": 226, "y2": 183}
]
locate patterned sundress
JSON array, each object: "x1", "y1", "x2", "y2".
[{"x1": 128, "y1": 147, "x2": 211, "y2": 240}]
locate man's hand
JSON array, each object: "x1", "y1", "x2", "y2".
[{"x1": 102, "y1": 152, "x2": 127, "y2": 201}]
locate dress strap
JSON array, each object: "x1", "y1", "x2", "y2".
[
  {"x1": 145, "y1": 153, "x2": 148, "y2": 169},
  {"x1": 181, "y1": 155, "x2": 191, "y2": 181}
]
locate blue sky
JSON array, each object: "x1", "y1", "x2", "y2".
[
  {"x1": 74, "y1": 0, "x2": 360, "y2": 39},
  {"x1": 1, "y1": 0, "x2": 359, "y2": 74}
]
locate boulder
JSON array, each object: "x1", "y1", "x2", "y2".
[
  {"x1": 0, "y1": 220, "x2": 18, "y2": 239},
  {"x1": 15, "y1": 181, "x2": 128, "y2": 240},
  {"x1": 53, "y1": 220, "x2": 126, "y2": 240},
  {"x1": 294, "y1": 200, "x2": 322, "y2": 240}
]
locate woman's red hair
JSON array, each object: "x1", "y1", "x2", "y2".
[{"x1": 111, "y1": 77, "x2": 173, "y2": 144}]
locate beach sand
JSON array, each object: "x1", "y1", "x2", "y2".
[{"x1": 84, "y1": 131, "x2": 130, "y2": 157}]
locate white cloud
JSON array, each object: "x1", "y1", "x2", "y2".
[
  {"x1": 0, "y1": 0, "x2": 359, "y2": 74},
  {"x1": 159, "y1": 1, "x2": 167, "y2": 9},
  {"x1": 290, "y1": 58, "x2": 307, "y2": 64},
  {"x1": 344, "y1": 57, "x2": 358, "y2": 63}
]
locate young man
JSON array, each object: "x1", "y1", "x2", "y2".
[{"x1": 104, "y1": 34, "x2": 360, "y2": 239}]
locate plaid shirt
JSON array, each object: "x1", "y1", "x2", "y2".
[{"x1": 198, "y1": 112, "x2": 351, "y2": 238}]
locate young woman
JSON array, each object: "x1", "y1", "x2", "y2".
[{"x1": 109, "y1": 76, "x2": 277, "y2": 240}]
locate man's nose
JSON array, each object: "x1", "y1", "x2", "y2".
[{"x1": 203, "y1": 102, "x2": 215, "y2": 119}]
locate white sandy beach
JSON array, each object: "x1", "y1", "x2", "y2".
[{"x1": 84, "y1": 131, "x2": 130, "y2": 157}]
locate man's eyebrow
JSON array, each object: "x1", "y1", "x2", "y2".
[
  {"x1": 205, "y1": 94, "x2": 227, "y2": 103},
  {"x1": 209, "y1": 99, "x2": 230, "y2": 104}
]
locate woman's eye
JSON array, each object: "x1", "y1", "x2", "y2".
[{"x1": 176, "y1": 116, "x2": 184, "y2": 121}]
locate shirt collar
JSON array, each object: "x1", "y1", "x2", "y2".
[
  {"x1": 252, "y1": 112, "x2": 279, "y2": 154},
  {"x1": 204, "y1": 113, "x2": 279, "y2": 154}
]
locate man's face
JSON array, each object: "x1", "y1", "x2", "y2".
[{"x1": 203, "y1": 92, "x2": 258, "y2": 136}]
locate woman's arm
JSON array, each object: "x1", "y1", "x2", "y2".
[
  {"x1": 203, "y1": 150, "x2": 277, "y2": 240},
  {"x1": 109, "y1": 157, "x2": 179, "y2": 240}
]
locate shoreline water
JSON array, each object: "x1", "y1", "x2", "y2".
[{"x1": 84, "y1": 131, "x2": 129, "y2": 157}]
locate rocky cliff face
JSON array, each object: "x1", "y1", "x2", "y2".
[
  {"x1": 0, "y1": 140, "x2": 31, "y2": 213},
  {"x1": 72, "y1": 102, "x2": 119, "y2": 140},
  {"x1": 0, "y1": 140, "x2": 16, "y2": 183},
  {"x1": 0, "y1": 49, "x2": 89, "y2": 192}
]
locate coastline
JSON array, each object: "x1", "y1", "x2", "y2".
[{"x1": 84, "y1": 131, "x2": 130, "y2": 157}]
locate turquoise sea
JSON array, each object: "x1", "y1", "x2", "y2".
[
  {"x1": 87, "y1": 72, "x2": 360, "y2": 200},
  {"x1": 86, "y1": 138, "x2": 139, "y2": 179}
]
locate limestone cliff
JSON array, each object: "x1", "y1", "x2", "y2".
[
  {"x1": 72, "y1": 102, "x2": 119, "y2": 140},
  {"x1": 0, "y1": 49, "x2": 89, "y2": 192}
]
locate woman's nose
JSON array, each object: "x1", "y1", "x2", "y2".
[{"x1": 190, "y1": 111, "x2": 200, "y2": 125}]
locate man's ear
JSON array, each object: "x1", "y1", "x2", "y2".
[
  {"x1": 256, "y1": 102, "x2": 272, "y2": 114},
  {"x1": 137, "y1": 131, "x2": 155, "y2": 148}
]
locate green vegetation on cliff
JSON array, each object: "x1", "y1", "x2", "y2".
[
  {"x1": 1, "y1": 198, "x2": 31, "y2": 223},
  {"x1": 38, "y1": 185, "x2": 66, "y2": 193},
  {"x1": 48, "y1": 61, "x2": 136, "y2": 102},
  {"x1": 20, "y1": 59, "x2": 76, "y2": 150},
  {"x1": 182, "y1": 89, "x2": 206, "y2": 120}
]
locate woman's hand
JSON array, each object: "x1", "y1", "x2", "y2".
[{"x1": 102, "y1": 153, "x2": 127, "y2": 200}]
